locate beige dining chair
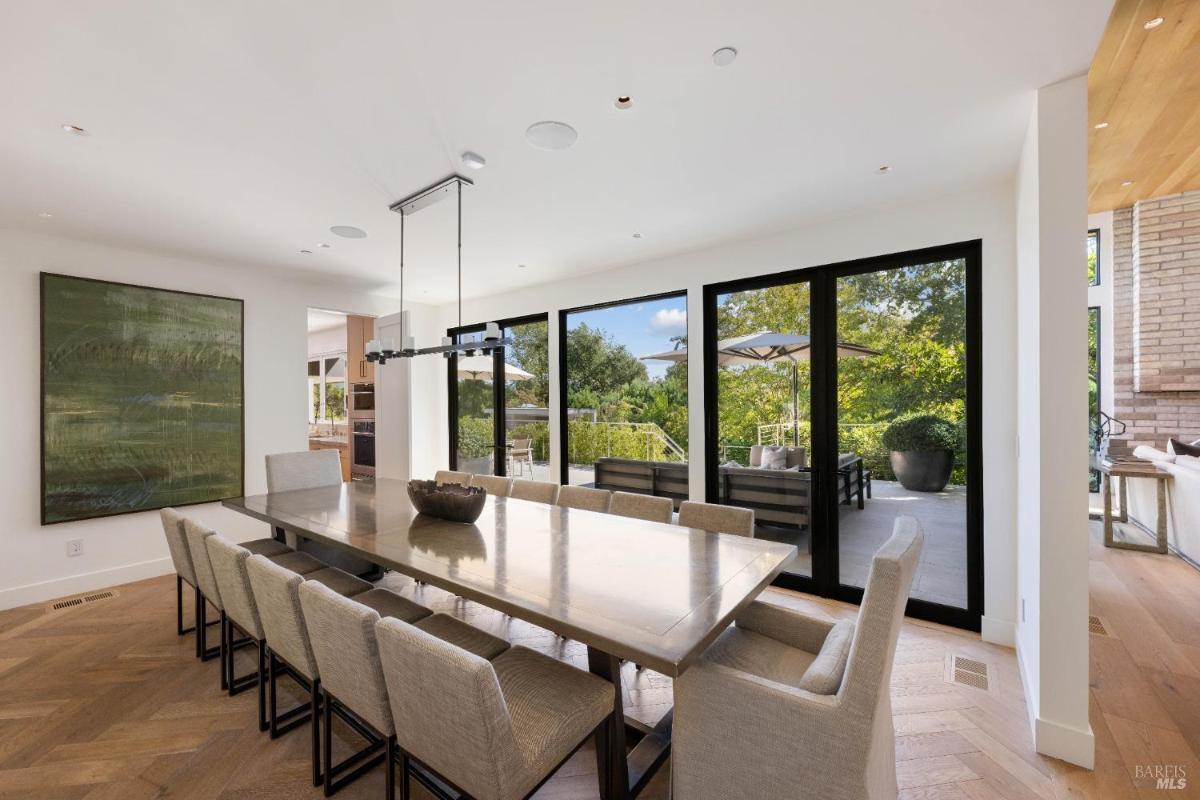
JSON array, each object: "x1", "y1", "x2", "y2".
[
  {"x1": 375, "y1": 616, "x2": 613, "y2": 800},
  {"x1": 509, "y1": 479, "x2": 559, "y2": 504},
  {"x1": 508, "y1": 438, "x2": 534, "y2": 477},
  {"x1": 298, "y1": 580, "x2": 509, "y2": 797},
  {"x1": 556, "y1": 485, "x2": 611, "y2": 513},
  {"x1": 470, "y1": 474, "x2": 513, "y2": 496},
  {"x1": 160, "y1": 508, "x2": 206, "y2": 650},
  {"x1": 673, "y1": 516, "x2": 924, "y2": 800},
  {"x1": 434, "y1": 470, "x2": 472, "y2": 486},
  {"x1": 609, "y1": 491, "x2": 673, "y2": 523},
  {"x1": 183, "y1": 518, "x2": 292, "y2": 688},
  {"x1": 678, "y1": 501, "x2": 756, "y2": 537}
]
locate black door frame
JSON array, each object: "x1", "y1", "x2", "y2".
[
  {"x1": 702, "y1": 240, "x2": 983, "y2": 631},
  {"x1": 447, "y1": 312, "x2": 549, "y2": 476},
  {"x1": 557, "y1": 290, "x2": 689, "y2": 486}
]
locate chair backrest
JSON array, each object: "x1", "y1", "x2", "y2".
[
  {"x1": 509, "y1": 479, "x2": 559, "y2": 504},
  {"x1": 183, "y1": 518, "x2": 222, "y2": 609},
  {"x1": 556, "y1": 485, "x2": 611, "y2": 513},
  {"x1": 609, "y1": 491, "x2": 673, "y2": 523},
  {"x1": 841, "y1": 516, "x2": 923, "y2": 714},
  {"x1": 470, "y1": 474, "x2": 513, "y2": 497},
  {"x1": 749, "y1": 445, "x2": 807, "y2": 469},
  {"x1": 160, "y1": 508, "x2": 197, "y2": 586},
  {"x1": 434, "y1": 470, "x2": 471, "y2": 486},
  {"x1": 375, "y1": 617, "x2": 519, "y2": 800},
  {"x1": 678, "y1": 501, "x2": 755, "y2": 537},
  {"x1": 206, "y1": 535, "x2": 263, "y2": 639},
  {"x1": 297, "y1": 580, "x2": 394, "y2": 736},
  {"x1": 265, "y1": 450, "x2": 342, "y2": 493},
  {"x1": 511, "y1": 438, "x2": 531, "y2": 450},
  {"x1": 246, "y1": 555, "x2": 319, "y2": 680}
]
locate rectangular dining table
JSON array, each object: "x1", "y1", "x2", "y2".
[{"x1": 224, "y1": 478, "x2": 796, "y2": 799}]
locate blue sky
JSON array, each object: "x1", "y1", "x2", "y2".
[{"x1": 566, "y1": 295, "x2": 687, "y2": 380}]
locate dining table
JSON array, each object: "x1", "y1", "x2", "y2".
[{"x1": 224, "y1": 478, "x2": 796, "y2": 799}]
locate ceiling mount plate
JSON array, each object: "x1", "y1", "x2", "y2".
[{"x1": 389, "y1": 174, "x2": 474, "y2": 216}]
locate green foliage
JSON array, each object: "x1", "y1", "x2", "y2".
[
  {"x1": 882, "y1": 414, "x2": 960, "y2": 452},
  {"x1": 456, "y1": 415, "x2": 493, "y2": 460},
  {"x1": 567, "y1": 420, "x2": 681, "y2": 465},
  {"x1": 507, "y1": 421, "x2": 550, "y2": 461}
]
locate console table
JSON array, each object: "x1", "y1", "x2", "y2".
[{"x1": 1095, "y1": 456, "x2": 1172, "y2": 554}]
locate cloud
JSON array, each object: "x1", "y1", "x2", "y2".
[{"x1": 649, "y1": 308, "x2": 687, "y2": 336}]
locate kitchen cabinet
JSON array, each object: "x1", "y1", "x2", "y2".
[
  {"x1": 308, "y1": 439, "x2": 351, "y2": 482},
  {"x1": 346, "y1": 314, "x2": 375, "y2": 384}
]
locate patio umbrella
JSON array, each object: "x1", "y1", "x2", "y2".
[
  {"x1": 456, "y1": 354, "x2": 533, "y2": 381},
  {"x1": 640, "y1": 331, "x2": 879, "y2": 445}
]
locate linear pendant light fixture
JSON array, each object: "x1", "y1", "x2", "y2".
[{"x1": 366, "y1": 174, "x2": 510, "y2": 364}]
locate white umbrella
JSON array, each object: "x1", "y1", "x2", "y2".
[
  {"x1": 640, "y1": 331, "x2": 879, "y2": 444},
  {"x1": 456, "y1": 355, "x2": 533, "y2": 381}
]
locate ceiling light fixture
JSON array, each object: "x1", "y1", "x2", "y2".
[
  {"x1": 300, "y1": 249, "x2": 313, "y2": 254},
  {"x1": 632, "y1": 232, "x2": 643, "y2": 239},
  {"x1": 368, "y1": 174, "x2": 511, "y2": 364},
  {"x1": 461, "y1": 151, "x2": 487, "y2": 169},
  {"x1": 614, "y1": 96, "x2": 633, "y2": 110},
  {"x1": 1144, "y1": 17, "x2": 1164, "y2": 29},
  {"x1": 317, "y1": 243, "x2": 331, "y2": 249},
  {"x1": 330, "y1": 225, "x2": 367, "y2": 239},
  {"x1": 61, "y1": 124, "x2": 88, "y2": 136},
  {"x1": 712, "y1": 47, "x2": 738, "y2": 67},
  {"x1": 1094, "y1": 122, "x2": 1109, "y2": 129},
  {"x1": 517, "y1": 263, "x2": 527, "y2": 269},
  {"x1": 525, "y1": 121, "x2": 578, "y2": 151},
  {"x1": 876, "y1": 165, "x2": 893, "y2": 174}
]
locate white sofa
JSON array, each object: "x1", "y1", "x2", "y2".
[{"x1": 1127, "y1": 446, "x2": 1200, "y2": 566}]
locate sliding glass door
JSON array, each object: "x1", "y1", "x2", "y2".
[{"x1": 705, "y1": 242, "x2": 981, "y2": 630}]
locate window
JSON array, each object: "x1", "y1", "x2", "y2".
[
  {"x1": 1088, "y1": 307, "x2": 1101, "y2": 492},
  {"x1": 308, "y1": 354, "x2": 347, "y2": 425},
  {"x1": 1087, "y1": 229, "x2": 1100, "y2": 286},
  {"x1": 560, "y1": 293, "x2": 688, "y2": 491}
]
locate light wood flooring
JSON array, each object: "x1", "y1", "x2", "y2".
[{"x1": 0, "y1": 520, "x2": 1195, "y2": 798}]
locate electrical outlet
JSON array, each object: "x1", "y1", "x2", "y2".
[{"x1": 66, "y1": 539, "x2": 83, "y2": 557}]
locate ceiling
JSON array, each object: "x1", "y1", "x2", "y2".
[
  {"x1": 2, "y1": 1, "x2": 1111, "y2": 304},
  {"x1": 1089, "y1": 0, "x2": 1200, "y2": 213},
  {"x1": 307, "y1": 308, "x2": 347, "y2": 334}
]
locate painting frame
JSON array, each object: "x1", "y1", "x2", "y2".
[{"x1": 40, "y1": 272, "x2": 245, "y2": 525}]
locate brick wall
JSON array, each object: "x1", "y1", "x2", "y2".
[{"x1": 1111, "y1": 189, "x2": 1200, "y2": 452}]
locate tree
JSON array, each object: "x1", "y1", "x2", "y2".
[{"x1": 565, "y1": 323, "x2": 647, "y2": 401}]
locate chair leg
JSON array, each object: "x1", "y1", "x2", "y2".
[
  {"x1": 219, "y1": 611, "x2": 229, "y2": 691},
  {"x1": 257, "y1": 640, "x2": 268, "y2": 732},
  {"x1": 311, "y1": 678, "x2": 322, "y2": 786},
  {"x1": 175, "y1": 576, "x2": 190, "y2": 636},
  {"x1": 195, "y1": 589, "x2": 204, "y2": 658},
  {"x1": 322, "y1": 687, "x2": 334, "y2": 797},
  {"x1": 386, "y1": 735, "x2": 396, "y2": 800}
]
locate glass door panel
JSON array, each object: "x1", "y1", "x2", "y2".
[
  {"x1": 502, "y1": 319, "x2": 550, "y2": 480},
  {"x1": 834, "y1": 259, "x2": 969, "y2": 609},
  {"x1": 454, "y1": 334, "x2": 496, "y2": 476},
  {"x1": 713, "y1": 281, "x2": 813, "y2": 578}
]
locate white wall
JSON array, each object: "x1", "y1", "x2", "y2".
[
  {"x1": 0, "y1": 229, "x2": 398, "y2": 609},
  {"x1": 307, "y1": 323, "x2": 346, "y2": 358},
  {"x1": 412, "y1": 182, "x2": 1019, "y2": 646},
  {"x1": 1014, "y1": 75, "x2": 1093, "y2": 768}
]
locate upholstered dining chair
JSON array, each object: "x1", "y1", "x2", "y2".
[
  {"x1": 160, "y1": 508, "x2": 211, "y2": 655},
  {"x1": 182, "y1": 518, "x2": 292, "y2": 685},
  {"x1": 678, "y1": 501, "x2": 755, "y2": 537},
  {"x1": 509, "y1": 479, "x2": 559, "y2": 504},
  {"x1": 609, "y1": 491, "x2": 673, "y2": 523},
  {"x1": 298, "y1": 581, "x2": 509, "y2": 797},
  {"x1": 265, "y1": 450, "x2": 381, "y2": 579},
  {"x1": 673, "y1": 516, "x2": 924, "y2": 800},
  {"x1": 375, "y1": 616, "x2": 613, "y2": 800},
  {"x1": 434, "y1": 469, "x2": 472, "y2": 486},
  {"x1": 470, "y1": 474, "x2": 513, "y2": 497},
  {"x1": 556, "y1": 485, "x2": 611, "y2": 513}
]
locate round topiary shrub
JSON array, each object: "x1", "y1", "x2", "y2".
[{"x1": 882, "y1": 415, "x2": 959, "y2": 492}]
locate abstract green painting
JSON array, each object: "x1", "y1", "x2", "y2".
[{"x1": 41, "y1": 273, "x2": 244, "y2": 524}]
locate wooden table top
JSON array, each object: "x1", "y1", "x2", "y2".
[
  {"x1": 1093, "y1": 456, "x2": 1174, "y2": 479},
  {"x1": 223, "y1": 479, "x2": 797, "y2": 675}
]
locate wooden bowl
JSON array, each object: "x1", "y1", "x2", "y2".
[{"x1": 406, "y1": 479, "x2": 487, "y2": 523}]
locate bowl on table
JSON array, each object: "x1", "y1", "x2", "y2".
[{"x1": 406, "y1": 479, "x2": 488, "y2": 523}]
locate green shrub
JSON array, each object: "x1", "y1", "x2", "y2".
[
  {"x1": 456, "y1": 416, "x2": 493, "y2": 459},
  {"x1": 882, "y1": 415, "x2": 959, "y2": 453}
]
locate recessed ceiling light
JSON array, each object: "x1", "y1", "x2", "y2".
[
  {"x1": 1144, "y1": 17, "x2": 1164, "y2": 29},
  {"x1": 300, "y1": 249, "x2": 313, "y2": 254},
  {"x1": 330, "y1": 225, "x2": 367, "y2": 239},
  {"x1": 317, "y1": 243, "x2": 331, "y2": 249},
  {"x1": 1121, "y1": 180, "x2": 1135, "y2": 187},
  {"x1": 614, "y1": 96, "x2": 633, "y2": 110},
  {"x1": 712, "y1": 47, "x2": 738, "y2": 67},
  {"x1": 1094, "y1": 122, "x2": 1109, "y2": 129},
  {"x1": 525, "y1": 121, "x2": 578, "y2": 151},
  {"x1": 517, "y1": 263, "x2": 527, "y2": 269},
  {"x1": 876, "y1": 165, "x2": 893, "y2": 174},
  {"x1": 632, "y1": 232, "x2": 643, "y2": 239},
  {"x1": 461, "y1": 151, "x2": 487, "y2": 169},
  {"x1": 61, "y1": 124, "x2": 88, "y2": 136},
  {"x1": 37, "y1": 211, "x2": 53, "y2": 219}
]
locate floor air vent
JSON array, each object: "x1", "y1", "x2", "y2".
[
  {"x1": 50, "y1": 590, "x2": 117, "y2": 611},
  {"x1": 51, "y1": 597, "x2": 84, "y2": 611},
  {"x1": 1088, "y1": 615, "x2": 1110, "y2": 636},
  {"x1": 83, "y1": 591, "x2": 114, "y2": 603},
  {"x1": 946, "y1": 654, "x2": 990, "y2": 691}
]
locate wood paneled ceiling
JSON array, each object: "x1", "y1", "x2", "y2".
[{"x1": 1089, "y1": 0, "x2": 1200, "y2": 213}]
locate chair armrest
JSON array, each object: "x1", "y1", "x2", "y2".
[{"x1": 735, "y1": 600, "x2": 836, "y2": 654}]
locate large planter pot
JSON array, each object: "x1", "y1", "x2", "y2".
[{"x1": 889, "y1": 450, "x2": 953, "y2": 492}]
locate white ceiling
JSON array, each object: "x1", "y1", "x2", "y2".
[
  {"x1": 307, "y1": 308, "x2": 347, "y2": 334},
  {"x1": 2, "y1": 1, "x2": 1111, "y2": 304}
]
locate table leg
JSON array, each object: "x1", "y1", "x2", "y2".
[
  {"x1": 1103, "y1": 472, "x2": 1115, "y2": 547},
  {"x1": 587, "y1": 647, "x2": 628, "y2": 800},
  {"x1": 1156, "y1": 479, "x2": 1169, "y2": 554},
  {"x1": 1118, "y1": 476, "x2": 1129, "y2": 523}
]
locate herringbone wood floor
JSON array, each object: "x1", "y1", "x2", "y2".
[{"x1": 0, "y1": 522, "x2": 1194, "y2": 798}]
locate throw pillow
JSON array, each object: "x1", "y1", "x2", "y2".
[
  {"x1": 1169, "y1": 438, "x2": 1200, "y2": 457},
  {"x1": 761, "y1": 446, "x2": 788, "y2": 470}
]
